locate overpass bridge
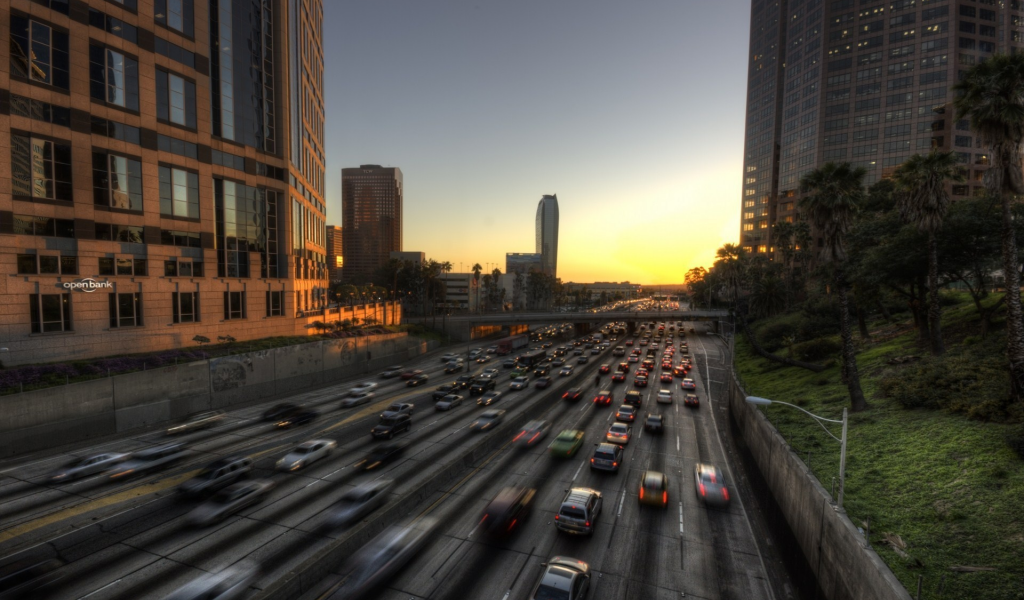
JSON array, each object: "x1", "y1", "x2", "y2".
[{"x1": 407, "y1": 309, "x2": 731, "y2": 341}]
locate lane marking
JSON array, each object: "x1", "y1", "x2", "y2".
[
  {"x1": 616, "y1": 486, "x2": 627, "y2": 517},
  {"x1": 677, "y1": 436, "x2": 680, "y2": 452},
  {"x1": 678, "y1": 501, "x2": 685, "y2": 534},
  {"x1": 571, "y1": 461, "x2": 584, "y2": 482}
]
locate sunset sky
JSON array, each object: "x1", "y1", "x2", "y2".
[{"x1": 322, "y1": 0, "x2": 750, "y2": 284}]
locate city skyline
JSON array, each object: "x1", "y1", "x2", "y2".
[{"x1": 322, "y1": 0, "x2": 751, "y2": 284}]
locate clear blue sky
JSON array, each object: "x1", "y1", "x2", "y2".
[{"x1": 323, "y1": 0, "x2": 750, "y2": 284}]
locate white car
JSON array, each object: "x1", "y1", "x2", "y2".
[
  {"x1": 435, "y1": 394, "x2": 463, "y2": 411},
  {"x1": 656, "y1": 390, "x2": 673, "y2": 404},
  {"x1": 186, "y1": 480, "x2": 275, "y2": 526},
  {"x1": 165, "y1": 564, "x2": 257, "y2": 600},
  {"x1": 341, "y1": 391, "x2": 375, "y2": 408},
  {"x1": 49, "y1": 452, "x2": 130, "y2": 482},
  {"x1": 381, "y1": 402, "x2": 414, "y2": 419},
  {"x1": 441, "y1": 353, "x2": 459, "y2": 363},
  {"x1": 380, "y1": 366, "x2": 404, "y2": 378},
  {"x1": 348, "y1": 382, "x2": 378, "y2": 396},
  {"x1": 482, "y1": 368, "x2": 500, "y2": 378},
  {"x1": 559, "y1": 365, "x2": 575, "y2": 376},
  {"x1": 509, "y1": 377, "x2": 529, "y2": 390},
  {"x1": 276, "y1": 439, "x2": 336, "y2": 472}
]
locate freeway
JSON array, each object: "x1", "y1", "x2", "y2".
[{"x1": 0, "y1": 322, "x2": 794, "y2": 600}]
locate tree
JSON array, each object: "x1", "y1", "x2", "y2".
[
  {"x1": 714, "y1": 244, "x2": 748, "y2": 307},
  {"x1": 892, "y1": 151, "x2": 964, "y2": 355},
  {"x1": 512, "y1": 271, "x2": 525, "y2": 309},
  {"x1": 954, "y1": 53, "x2": 1024, "y2": 404},
  {"x1": 800, "y1": 162, "x2": 869, "y2": 412},
  {"x1": 471, "y1": 263, "x2": 482, "y2": 283}
]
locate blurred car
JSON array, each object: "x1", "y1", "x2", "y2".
[
  {"x1": 372, "y1": 414, "x2": 411, "y2": 440},
  {"x1": 455, "y1": 375, "x2": 475, "y2": 389},
  {"x1": 381, "y1": 403, "x2": 414, "y2": 419},
  {"x1": 551, "y1": 358, "x2": 565, "y2": 367},
  {"x1": 627, "y1": 355, "x2": 639, "y2": 363},
  {"x1": 275, "y1": 408, "x2": 319, "y2": 428},
  {"x1": 644, "y1": 414, "x2": 664, "y2": 433},
  {"x1": 684, "y1": 393, "x2": 700, "y2": 408},
  {"x1": 528, "y1": 556, "x2": 590, "y2": 600},
  {"x1": 562, "y1": 388, "x2": 583, "y2": 402},
  {"x1": 165, "y1": 564, "x2": 256, "y2": 600},
  {"x1": 590, "y1": 442, "x2": 624, "y2": 471},
  {"x1": 444, "y1": 361, "x2": 465, "y2": 374},
  {"x1": 558, "y1": 365, "x2": 575, "y2": 376},
  {"x1": 514, "y1": 420, "x2": 551, "y2": 446},
  {"x1": 610, "y1": 372, "x2": 626, "y2": 384},
  {"x1": 535, "y1": 376, "x2": 553, "y2": 389},
  {"x1": 400, "y1": 369, "x2": 423, "y2": 380},
  {"x1": 433, "y1": 382, "x2": 459, "y2": 399},
  {"x1": 576, "y1": 356, "x2": 589, "y2": 364},
  {"x1": 341, "y1": 391, "x2": 376, "y2": 408},
  {"x1": 680, "y1": 378, "x2": 697, "y2": 390},
  {"x1": 357, "y1": 442, "x2": 407, "y2": 470},
  {"x1": 533, "y1": 366, "x2": 550, "y2": 377},
  {"x1": 49, "y1": 452, "x2": 129, "y2": 482},
  {"x1": 695, "y1": 463, "x2": 731, "y2": 507},
  {"x1": 673, "y1": 366, "x2": 687, "y2": 377},
  {"x1": 326, "y1": 518, "x2": 438, "y2": 600},
  {"x1": 554, "y1": 488, "x2": 602, "y2": 535},
  {"x1": 166, "y1": 410, "x2": 225, "y2": 435},
  {"x1": 380, "y1": 366, "x2": 404, "y2": 379},
  {"x1": 348, "y1": 382, "x2": 379, "y2": 396},
  {"x1": 660, "y1": 373, "x2": 673, "y2": 383},
  {"x1": 598, "y1": 364, "x2": 611, "y2": 374},
  {"x1": 406, "y1": 373, "x2": 430, "y2": 387},
  {"x1": 469, "y1": 378, "x2": 496, "y2": 395},
  {"x1": 638, "y1": 470, "x2": 669, "y2": 508},
  {"x1": 656, "y1": 389, "x2": 673, "y2": 404},
  {"x1": 503, "y1": 359, "x2": 518, "y2": 368},
  {"x1": 481, "y1": 486, "x2": 535, "y2": 537},
  {"x1": 179, "y1": 456, "x2": 253, "y2": 498},
  {"x1": 435, "y1": 394, "x2": 463, "y2": 411},
  {"x1": 482, "y1": 367, "x2": 500, "y2": 377},
  {"x1": 615, "y1": 405, "x2": 637, "y2": 423},
  {"x1": 622, "y1": 391, "x2": 643, "y2": 407},
  {"x1": 487, "y1": 345, "x2": 498, "y2": 354},
  {"x1": 470, "y1": 409, "x2": 506, "y2": 431},
  {"x1": 440, "y1": 353, "x2": 459, "y2": 363},
  {"x1": 477, "y1": 391, "x2": 503, "y2": 406},
  {"x1": 590, "y1": 348, "x2": 601, "y2": 355},
  {"x1": 186, "y1": 480, "x2": 274, "y2": 526},
  {"x1": 548, "y1": 430, "x2": 585, "y2": 457},
  {"x1": 262, "y1": 403, "x2": 299, "y2": 422},
  {"x1": 592, "y1": 390, "x2": 613, "y2": 406},
  {"x1": 324, "y1": 480, "x2": 394, "y2": 530},
  {"x1": 276, "y1": 439, "x2": 336, "y2": 471},
  {"x1": 625, "y1": 340, "x2": 634, "y2": 346},
  {"x1": 0, "y1": 553, "x2": 66, "y2": 598},
  {"x1": 509, "y1": 377, "x2": 529, "y2": 390},
  {"x1": 109, "y1": 443, "x2": 187, "y2": 480},
  {"x1": 606, "y1": 421, "x2": 632, "y2": 444},
  {"x1": 476, "y1": 355, "x2": 492, "y2": 364}
]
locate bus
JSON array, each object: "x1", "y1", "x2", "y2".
[
  {"x1": 495, "y1": 334, "x2": 529, "y2": 355},
  {"x1": 517, "y1": 349, "x2": 548, "y2": 369}
]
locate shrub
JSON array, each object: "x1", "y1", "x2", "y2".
[
  {"x1": 879, "y1": 354, "x2": 1011, "y2": 419},
  {"x1": 754, "y1": 313, "x2": 802, "y2": 352},
  {"x1": 791, "y1": 338, "x2": 841, "y2": 362},
  {"x1": 1006, "y1": 425, "x2": 1024, "y2": 460}
]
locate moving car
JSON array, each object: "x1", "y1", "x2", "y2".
[
  {"x1": 633, "y1": 375, "x2": 649, "y2": 388},
  {"x1": 673, "y1": 365, "x2": 687, "y2": 377},
  {"x1": 535, "y1": 376, "x2": 553, "y2": 389},
  {"x1": 509, "y1": 377, "x2": 529, "y2": 390},
  {"x1": 381, "y1": 403, "x2": 414, "y2": 418},
  {"x1": 49, "y1": 452, "x2": 129, "y2": 482},
  {"x1": 606, "y1": 421, "x2": 632, "y2": 444},
  {"x1": 615, "y1": 405, "x2": 637, "y2": 423},
  {"x1": 262, "y1": 403, "x2": 299, "y2": 421},
  {"x1": 610, "y1": 372, "x2": 626, "y2": 383},
  {"x1": 470, "y1": 409, "x2": 505, "y2": 431},
  {"x1": 179, "y1": 456, "x2": 253, "y2": 498},
  {"x1": 401, "y1": 369, "x2": 424, "y2": 380},
  {"x1": 554, "y1": 488, "x2": 602, "y2": 535},
  {"x1": 559, "y1": 365, "x2": 575, "y2": 376},
  {"x1": 623, "y1": 390, "x2": 643, "y2": 407},
  {"x1": 109, "y1": 443, "x2": 188, "y2": 480},
  {"x1": 435, "y1": 394, "x2": 463, "y2": 411},
  {"x1": 325, "y1": 519, "x2": 438, "y2": 600},
  {"x1": 576, "y1": 355, "x2": 589, "y2": 364},
  {"x1": 592, "y1": 390, "x2": 613, "y2": 406},
  {"x1": 380, "y1": 366, "x2": 404, "y2": 378},
  {"x1": 469, "y1": 378, "x2": 496, "y2": 395},
  {"x1": 528, "y1": 557, "x2": 590, "y2": 600},
  {"x1": 695, "y1": 463, "x2": 731, "y2": 507},
  {"x1": 433, "y1": 383, "x2": 459, "y2": 400},
  {"x1": 276, "y1": 440, "x2": 336, "y2": 471},
  {"x1": 478, "y1": 391, "x2": 503, "y2": 406},
  {"x1": 186, "y1": 480, "x2": 274, "y2": 526},
  {"x1": 638, "y1": 471, "x2": 669, "y2": 508},
  {"x1": 534, "y1": 366, "x2": 550, "y2": 377},
  {"x1": 357, "y1": 442, "x2": 407, "y2": 470},
  {"x1": 657, "y1": 389, "x2": 673, "y2": 404},
  {"x1": 440, "y1": 353, "x2": 459, "y2": 363},
  {"x1": 598, "y1": 364, "x2": 611, "y2": 374},
  {"x1": 165, "y1": 565, "x2": 256, "y2": 600},
  {"x1": 166, "y1": 410, "x2": 225, "y2": 435},
  {"x1": 275, "y1": 408, "x2": 319, "y2": 428},
  {"x1": 562, "y1": 388, "x2": 583, "y2": 402},
  {"x1": 455, "y1": 375, "x2": 475, "y2": 389},
  {"x1": 548, "y1": 429, "x2": 585, "y2": 457},
  {"x1": 444, "y1": 361, "x2": 465, "y2": 374},
  {"x1": 590, "y1": 443, "x2": 624, "y2": 471},
  {"x1": 644, "y1": 414, "x2": 664, "y2": 433},
  {"x1": 481, "y1": 486, "x2": 535, "y2": 537},
  {"x1": 514, "y1": 420, "x2": 551, "y2": 446},
  {"x1": 502, "y1": 359, "x2": 517, "y2": 369},
  {"x1": 371, "y1": 414, "x2": 412, "y2": 440},
  {"x1": 680, "y1": 378, "x2": 697, "y2": 390},
  {"x1": 406, "y1": 373, "x2": 430, "y2": 387},
  {"x1": 341, "y1": 391, "x2": 375, "y2": 408},
  {"x1": 348, "y1": 382, "x2": 378, "y2": 396},
  {"x1": 684, "y1": 393, "x2": 700, "y2": 407},
  {"x1": 324, "y1": 480, "x2": 394, "y2": 530}
]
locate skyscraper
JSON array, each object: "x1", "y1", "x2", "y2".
[
  {"x1": 740, "y1": 0, "x2": 1014, "y2": 256},
  {"x1": 1, "y1": 0, "x2": 327, "y2": 365},
  {"x1": 536, "y1": 195, "x2": 559, "y2": 277},
  {"x1": 327, "y1": 226, "x2": 343, "y2": 282},
  {"x1": 342, "y1": 165, "x2": 403, "y2": 283}
]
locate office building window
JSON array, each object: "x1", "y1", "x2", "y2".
[
  {"x1": 11, "y1": 135, "x2": 73, "y2": 201},
  {"x1": 156, "y1": 69, "x2": 197, "y2": 128},
  {"x1": 88, "y1": 9, "x2": 138, "y2": 44},
  {"x1": 155, "y1": 0, "x2": 194, "y2": 37},
  {"x1": 96, "y1": 223, "x2": 144, "y2": 243},
  {"x1": 91, "y1": 117, "x2": 142, "y2": 146},
  {"x1": 98, "y1": 258, "x2": 147, "y2": 276},
  {"x1": 109, "y1": 292, "x2": 143, "y2": 327},
  {"x1": 89, "y1": 45, "x2": 140, "y2": 111},
  {"x1": 10, "y1": 17, "x2": 70, "y2": 90},
  {"x1": 18, "y1": 255, "x2": 77, "y2": 275},
  {"x1": 93, "y1": 153, "x2": 144, "y2": 210},
  {"x1": 266, "y1": 291, "x2": 284, "y2": 316},
  {"x1": 224, "y1": 291, "x2": 246, "y2": 320},
  {"x1": 13, "y1": 215, "x2": 75, "y2": 238},
  {"x1": 172, "y1": 291, "x2": 200, "y2": 323},
  {"x1": 164, "y1": 259, "x2": 204, "y2": 277},
  {"x1": 159, "y1": 166, "x2": 200, "y2": 219},
  {"x1": 10, "y1": 95, "x2": 71, "y2": 128},
  {"x1": 30, "y1": 293, "x2": 72, "y2": 333},
  {"x1": 160, "y1": 230, "x2": 202, "y2": 247}
]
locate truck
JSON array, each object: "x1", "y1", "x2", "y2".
[
  {"x1": 517, "y1": 349, "x2": 548, "y2": 369},
  {"x1": 592, "y1": 333, "x2": 604, "y2": 343},
  {"x1": 495, "y1": 334, "x2": 529, "y2": 355}
]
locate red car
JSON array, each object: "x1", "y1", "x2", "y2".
[
  {"x1": 684, "y1": 393, "x2": 700, "y2": 408},
  {"x1": 611, "y1": 372, "x2": 626, "y2": 384},
  {"x1": 562, "y1": 388, "x2": 583, "y2": 402},
  {"x1": 400, "y1": 369, "x2": 424, "y2": 380},
  {"x1": 599, "y1": 364, "x2": 611, "y2": 374},
  {"x1": 634, "y1": 376, "x2": 648, "y2": 388},
  {"x1": 625, "y1": 340, "x2": 634, "y2": 346},
  {"x1": 660, "y1": 373, "x2": 673, "y2": 383},
  {"x1": 593, "y1": 390, "x2": 613, "y2": 406}
]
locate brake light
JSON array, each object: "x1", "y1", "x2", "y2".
[
  {"x1": 662, "y1": 491, "x2": 668, "y2": 504},
  {"x1": 639, "y1": 487, "x2": 644, "y2": 499},
  {"x1": 722, "y1": 488, "x2": 730, "y2": 501},
  {"x1": 585, "y1": 521, "x2": 590, "y2": 527},
  {"x1": 590, "y1": 458, "x2": 594, "y2": 463},
  {"x1": 508, "y1": 519, "x2": 517, "y2": 531},
  {"x1": 699, "y1": 483, "x2": 706, "y2": 496},
  {"x1": 513, "y1": 431, "x2": 524, "y2": 441},
  {"x1": 613, "y1": 462, "x2": 618, "y2": 467},
  {"x1": 554, "y1": 514, "x2": 559, "y2": 520},
  {"x1": 529, "y1": 432, "x2": 540, "y2": 443}
]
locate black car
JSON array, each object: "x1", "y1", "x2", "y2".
[
  {"x1": 275, "y1": 409, "x2": 319, "y2": 428},
  {"x1": 455, "y1": 375, "x2": 475, "y2": 389},
  {"x1": 623, "y1": 391, "x2": 643, "y2": 407},
  {"x1": 469, "y1": 378, "x2": 496, "y2": 395},
  {"x1": 262, "y1": 403, "x2": 299, "y2": 422},
  {"x1": 535, "y1": 376, "x2": 552, "y2": 389},
  {"x1": 481, "y1": 486, "x2": 536, "y2": 537},
  {"x1": 433, "y1": 382, "x2": 459, "y2": 400},
  {"x1": 562, "y1": 388, "x2": 583, "y2": 402},
  {"x1": 533, "y1": 366, "x2": 550, "y2": 377},
  {"x1": 358, "y1": 442, "x2": 408, "y2": 470},
  {"x1": 371, "y1": 414, "x2": 412, "y2": 440},
  {"x1": 406, "y1": 373, "x2": 430, "y2": 387},
  {"x1": 644, "y1": 414, "x2": 664, "y2": 434}
]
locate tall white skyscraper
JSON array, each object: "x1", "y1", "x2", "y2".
[{"x1": 536, "y1": 195, "x2": 559, "y2": 277}]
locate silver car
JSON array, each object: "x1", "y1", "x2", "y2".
[
  {"x1": 348, "y1": 382, "x2": 378, "y2": 396},
  {"x1": 165, "y1": 564, "x2": 256, "y2": 600},
  {"x1": 380, "y1": 402, "x2": 414, "y2": 419},
  {"x1": 559, "y1": 365, "x2": 575, "y2": 376},
  {"x1": 694, "y1": 463, "x2": 731, "y2": 507},
  {"x1": 470, "y1": 410, "x2": 505, "y2": 431},
  {"x1": 509, "y1": 377, "x2": 529, "y2": 390},
  {"x1": 341, "y1": 391, "x2": 376, "y2": 408},
  {"x1": 435, "y1": 394, "x2": 463, "y2": 411},
  {"x1": 327, "y1": 518, "x2": 438, "y2": 599},
  {"x1": 276, "y1": 439, "x2": 336, "y2": 472},
  {"x1": 530, "y1": 556, "x2": 591, "y2": 600},
  {"x1": 380, "y1": 366, "x2": 404, "y2": 378},
  {"x1": 324, "y1": 480, "x2": 394, "y2": 530},
  {"x1": 166, "y1": 410, "x2": 225, "y2": 435},
  {"x1": 186, "y1": 480, "x2": 274, "y2": 526},
  {"x1": 49, "y1": 452, "x2": 129, "y2": 482}
]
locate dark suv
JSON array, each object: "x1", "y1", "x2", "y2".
[
  {"x1": 455, "y1": 375, "x2": 475, "y2": 389},
  {"x1": 623, "y1": 391, "x2": 643, "y2": 408},
  {"x1": 481, "y1": 486, "x2": 536, "y2": 537},
  {"x1": 371, "y1": 413, "x2": 411, "y2": 440},
  {"x1": 554, "y1": 488, "x2": 602, "y2": 536},
  {"x1": 469, "y1": 378, "x2": 496, "y2": 395},
  {"x1": 433, "y1": 382, "x2": 459, "y2": 400}
]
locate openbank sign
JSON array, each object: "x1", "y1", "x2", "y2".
[{"x1": 62, "y1": 278, "x2": 113, "y2": 293}]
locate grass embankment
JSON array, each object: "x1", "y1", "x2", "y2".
[{"x1": 735, "y1": 294, "x2": 1024, "y2": 600}]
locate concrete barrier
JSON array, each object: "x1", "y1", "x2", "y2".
[
  {"x1": 728, "y1": 375, "x2": 911, "y2": 600},
  {"x1": 0, "y1": 334, "x2": 439, "y2": 458}
]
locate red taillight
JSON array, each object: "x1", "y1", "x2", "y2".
[
  {"x1": 639, "y1": 487, "x2": 644, "y2": 499},
  {"x1": 508, "y1": 518, "x2": 517, "y2": 531},
  {"x1": 722, "y1": 488, "x2": 730, "y2": 501},
  {"x1": 613, "y1": 462, "x2": 618, "y2": 467},
  {"x1": 529, "y1": 432, "x2": 540, "y2": 443},
  {"x1": 699, "y1": 483, "x2": 706, "y2": 496},
  {"x1": 590, "y1": 458, "x2": 594, "y2": 463},
  {"x1": 554, "y1": 514, "x2": 559, "y2": 520},
  {"x1": 513, "y1": 431, "x2": 524, "y2": 441},
  {"x1": 662, "y1": 491, "x2": 668, "y2": 504},
  {"x1": 585, "y1": 521, "x2": 590, "y2": 527}
]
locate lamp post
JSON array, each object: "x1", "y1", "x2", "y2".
[{"x1": 746, "y1": 396, "x2": 849, "y2": 509}]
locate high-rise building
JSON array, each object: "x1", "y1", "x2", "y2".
[
  {"x1": 327, "y1": 226, "x2": 343, "y2": 282},
  {"x1": 740, "y1": 0, "x2": 1012, "y2": 256},
  {"x1": 506, "y1": 252, "x2": 543, "y2": 274},
  {"x1": 1, "y1": 0, "x2": 328, "y2": 365},
  {"x1": 342, "y1": 165, "x2": 403, "y2": 283},
  {"x1": 536, "y1": 194, "x2": 559, "y2": 276}
]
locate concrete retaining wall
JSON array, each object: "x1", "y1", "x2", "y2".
[
  {"x1": 728, "y1": 376, "x2": 911, "y2": 600},
  {"x1": 0, "y1": 334, "x2": 438, "y2": 458}
]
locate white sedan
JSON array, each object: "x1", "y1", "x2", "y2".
[
  {"x1": 348, "y1": 382, "x2": 379, "y2": 397},
  {"x1": 435, "y1": 394, "x2": 464, "y2": 411},
  {"x1": 509, "y1": 377, "x2": 529, "y2": 390},
  {"x1": 276, "y1": 439, "x2": 336, "y2": 472},
  {"x1": 656, "y1": 390, "x2": 673, "y2": 404},
  {"x1": 341, "y1": 391, "x2": 375, "y2": 408},
  {"x1": 49, "y1": 452, "x2": 130, "y2": 482}
]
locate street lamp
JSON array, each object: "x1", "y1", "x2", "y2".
[{"x1": 746, "y1": 396, "x2": 849, "y2": 509}]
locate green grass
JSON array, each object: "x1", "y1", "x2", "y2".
[{"x1": 735, "y1": 294, "x2": 1024, "y2": 600}]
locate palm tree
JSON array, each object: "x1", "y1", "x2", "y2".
[
  {"x1": 471, "y1": 263, "x2": 482, "y2": 282},
  {"x1": 800, "y1": 162, "x2": 869, "y2": 412},
  {"x1": 954, "y1": 53, "x2": 1024, "y2": 403},
  {"x1": 892, "y1": 151, "x2": 964, "y2": 355},
  {"x1": 714, "y1": 243, "x2": 747, "y2": 306}
]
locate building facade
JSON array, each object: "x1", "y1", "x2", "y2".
[
  {"x1": 326, "y1": 225, "x2": 342, "y2": 282},
  {"x1": 1, "y1": 0, "x2": 329, "y2": 366},
  {"x1": 740, "y1": 0, "x2": 1017, "y2": 255},
  {"x1": 341, "y1": 164, "x2": 402, "y2": 284},
  {"x1": 440, "y1": 272, "x2": 479, "y2": 312},
  {"x1": 505, "y1": 252, "x2": 543, "y2": 274},
  {"x1": 536, "y1": 194, "x2": 559, "y2": 276}
]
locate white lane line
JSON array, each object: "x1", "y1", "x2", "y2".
[
  {"x1": 678, "y1": 502, "x2": 684, "y2": 533},
  {"x1": 616, "y1": 487, "x2": 627, "y2": 517},
  {"x1": 77, "y1": 578, "x2": 122, "y2": 599},
  {"x1": 676, "y1": 435, "x2": 680, "y2": 452},
  {"x1": 501, "y1": 591, "x2": 511, "y2": 600},
  {"x1": 571, "y1": 461, "x2": 584, "y2": 482}
]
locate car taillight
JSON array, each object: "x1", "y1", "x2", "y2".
[
  {"x1": 722, "y1": 488, "x2": 730, "y2": 501},
  {"x1": 554, "y1": 514, "x2": 559, "y2": 520},
  {"x1": 699, "y1": 483, "x2": 706, "y2": 496},
  {"x1": 639, "y1": 487, "x2": 644, "y2": 499},
  {"x1": 529, "y1": 432, "x2": 540, "y2": 443},
  {"x1": 613, "y1": 461, "x2": 617, "y2": 467},
  {"x1": 585, "y1": 521, "x2": 590, "y2": 527},
  {"x1": 590, "y1": 458, "x2": 594, "y2": 463},
  {"x1": 662, "y1": 491, "x2": 668, "y2": 504}
]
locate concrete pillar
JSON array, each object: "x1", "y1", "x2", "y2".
[
  {"x1": 627, "y1": 321, "x2": 636, "y2": 336},
  {"x1": 573, "y1": 322, "x2": 591, "y2": 337}
]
